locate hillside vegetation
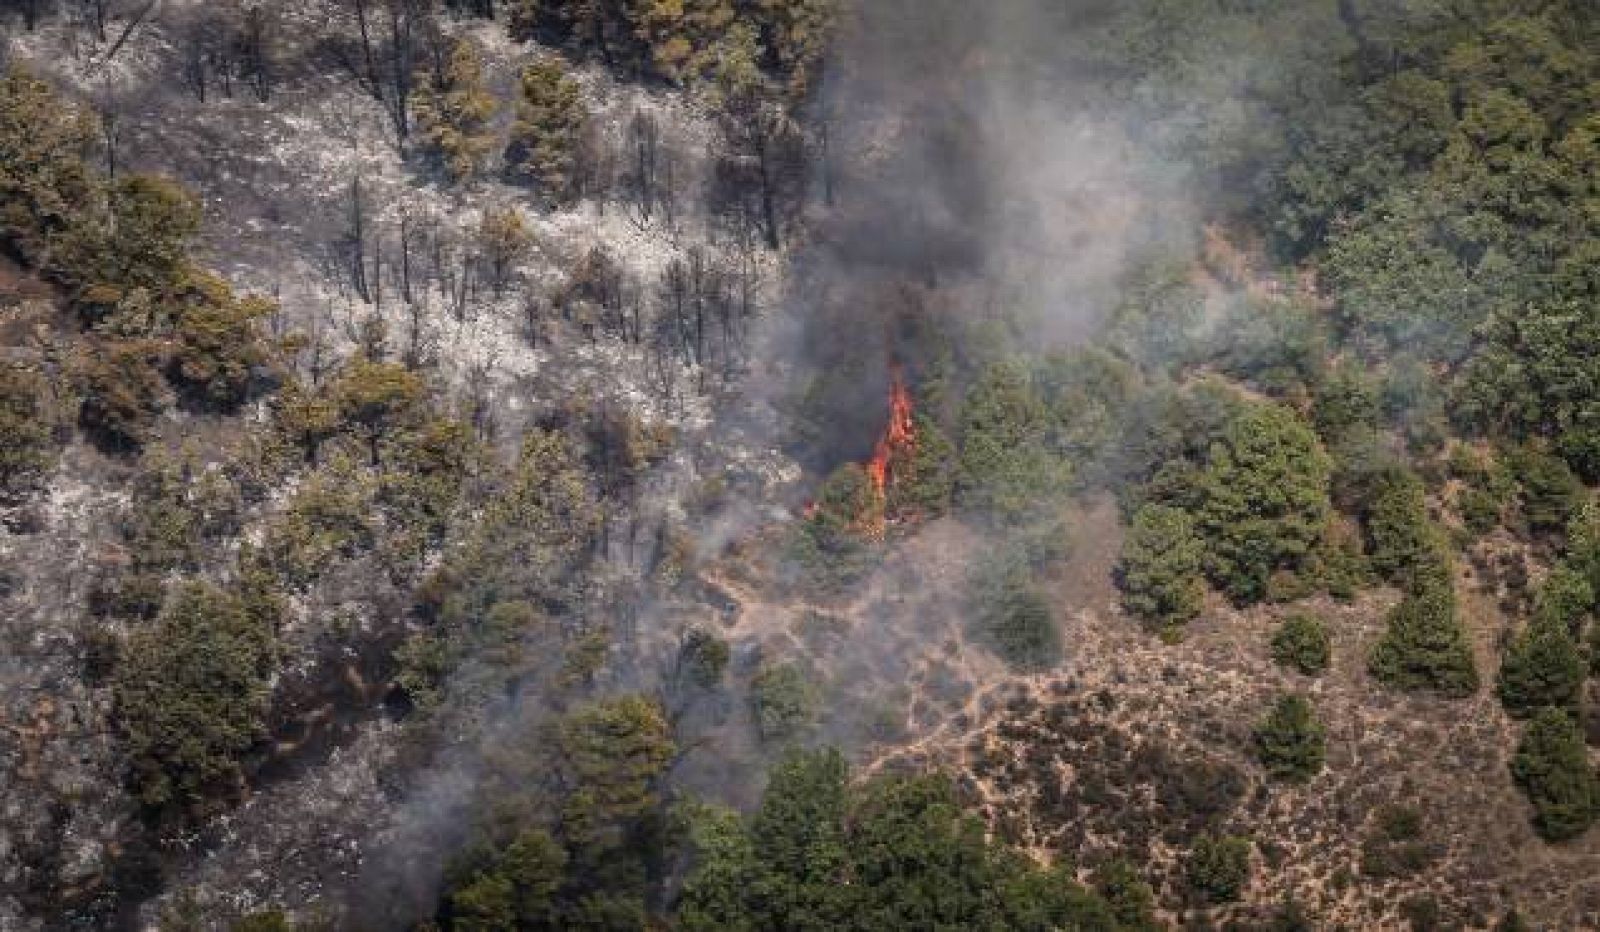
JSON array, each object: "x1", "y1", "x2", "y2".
[{"x1": 2, "y1": 0, "x2": 1600, "y2": 929}]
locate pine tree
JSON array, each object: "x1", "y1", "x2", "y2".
[
  {"x1": 1194, "y1": 403, "x2": 1332, "y2": 604},
  {"x1": 1369, "y1": 582, "x2": 1479, "y2": 696},
  {"x1": 412, "y1": 39, "x2": 498, "y2": 182},
  {"x1": 1499, "y1": 615, "x2": 1585, "y2": 717},
  {"x1": 507, "y1": 57, "x2": 590, "y2": 204},
  {"x1": 1511, "y1": 707, "x2": 1600, "y2": 842},
  {"x1": 1118, "y1": 503, "x2": 1206, "y2": 636}
]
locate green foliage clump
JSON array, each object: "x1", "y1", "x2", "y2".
[
  {"x1": 412, "y1": 39, "x2": 498, "y2": 182},
  {"x1": 113, "y1": 581, "x2": 277, "y2": 818},
  {"x1": 1271, "y1": 613, "x2": 1330, "y2": 676},
  {"x1": 1361, "y1": 468, "x2": 1442, "y2": 588},
  {"x1": 1311, "y1": 366, "x2": 1380, "y2": 445},
  {"x1": 333, "y1": 360, "x2": 427, "y2": 467},
  {"x1": 1508, "y1": 448, "x2": 1584, "y2": 535},
  {"x1": 968, "y1": 550, "x2": 1060, "y2": 671},
  {"x1": 438, "y1": 695, "x2": 675, "y2": 929},
  {"x1": 398, "y1": 429, "x2": 600, "y2": 710},
  {"x1": 446, "y1": 828, "x2": 567, "y2": 930},
  {"x1": 231, "y1": 910, "x2": 293, "y2": 932},
  {"x1": 1253, "y1": 694, "x2": 1326, "y2": 783},
  {"x1": 1193, "y1": 403, "x2": 1332, "y2": 604},
  {"x1": 0, "y1": 364, "x2": 59, "y2": 503},
  {"x1": 2, "y1": 68, "x2": 277, "y2": 453},
  {"x1": 789, "y1": 463, "x2": 880, "y2": 589},
  {"x1": 72, "y1": 339, "x2": 172, "y2": 451},
  {"x1": 1511, "y1": 707, "x2": 1600, "y2": 842},
  {"x1": 672, "y1": 627, "x2": 730, "y2": 694},
  {"x1": 1118, "y1": 503, "x2": 1205, "y2": 637},
  {"x1": 957, "y1": 360, "x2": 1071, "y2": 520},
  {"x1": 1369, "y1": 583, "x2": 1479, "y2": 697},
  {"x1": 260, "y1": 462, "x2": 376, "y2": 591},
  {"x1": 677, "y1": 747, "x2": 1125, "y2": 931},
  {"x1": 507, "y1": 57, "x2": 590, "y2": 204},
  {"x1": 885, "y1": 412, "x2": 958, "y2": 521},
  {"x1": 1500, "y1": 610, "x2": 1586, "y2": 718},
  {"x1": 0, "y1": 65, "x2": 97, "y2": 266},
  {"x1": 751, "y1": 662, "x2": 819, "y2": 742},
  {"x1": 1185, "y1": 834, "x2": 1252, "y2": 904},
  {"x1": 1091, "y1": 858, "x2": 1160, "y2": 931}
]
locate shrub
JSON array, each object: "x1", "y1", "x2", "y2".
[
  {"x1": 0, "y1": 364, "x2": 58, "y2": 503},
  {"x1": 73, "y1": 339, "x2": 172, "y2": 452},
  {"x1": 969, "y1": 551, "x2": 1061, "y2": 671},
  {"x1": 1271, "y1": 613, "x2": 1330, "y2": 675},
  {"x1": 1511, "y1": 707, "x2": 1600, "y2": 842},
  {"x1": 1186, "y1": 834, "x2": 1252, "y2": 903},
  {"x1": 1360, "y1": 804, "x2": 1435, "y2": 879},
  {"x1": 1254, "y1": 694, "x2": 1326, "y2": 783},
  {"x1": 1118, "y1": 503, "x2": 1206, "y2": 636}
]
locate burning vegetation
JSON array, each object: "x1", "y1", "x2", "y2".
[{"x1": 805, "y1": 365, "x2": 920, "y2": 541}]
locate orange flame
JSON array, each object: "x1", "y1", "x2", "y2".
[{"x1": 867, "y1": 366, "x2": 916, "y2": 500}]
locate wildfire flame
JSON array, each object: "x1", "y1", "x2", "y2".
[
  {"x1": 867, "y1": 366, "x2": 916, "y2": 500},
  {"x1": 802, "y1": 365, "x2": 917, "y2": 539}
]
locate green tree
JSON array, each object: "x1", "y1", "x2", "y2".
[
  {"x1": 1369, "y1": 583, "x2": 1479, "y2": 696},
  {"x1": 885, "y1": 412, "x2": 957, "y2": 521},
  {"x1": 679, "y1": 747, "x2": 1126, "y2": 931},
  {"x1": 333, "y1": 360, "x2": 426, "y2": 466},
  {"x1": 1499, "y1": 615, "x2": 1585, "y2": 717},
  {"x1": 751, "y1": 662, "x2": 819, "y2": 742},
  {"x1": 476, "y1": 205, "x2": 534, "y2": 294},
  {"x1": 412, "y1": 39, "x2": 498, "y2": 182},
  {"x1": 1194, "y1": 403, "x2": 1332, "y2": 604},
  {"x1": 957, "y1": 361, "x2": 1071, "y2": 520},
  {"x1": 1511, "y1": 707, "x2": 1600, "y2": 842},
  {"x1": 556, "y1": 696, "x2": 676, "y2": 859},
  {"x1": 114, "y1": 581, "x2": 277, "y2": 817},
  {"x1": 1091, "y1": 858, "x2": 1159, "y2": 931},
  {"x1": 1118, "y1": 503, "x2": 1206, "y2": 636},
  {"x1": 166, "y1": 270, "x2": 277, "y2": 411},
  {"x1": 1272, "y1": 613, "x2": 1331, "y2": 675},
  {"x1": 1362, "y1": 467, "x2": 1449, "y2": 593},
  {"x1": 54, "y1": 173, "x2": 200, "y2": 307},
  {"x1": 507, "y1": 57, "x2": 590, "y2": 204},
  {"x1": 748, "y1": 746, "x2": 850, "y2": 928},
  {"x1": 1511, "y1": 448, "x2": 1583, "y2": 535},
  {"x1": 1254, "y1": 694, "x2": 1327, "y2": 783},
  {"x1": 1534, "y1": 562, "x2": 1594, "y2": 633},
  {"x1": 448, "y1": 829, "x2": 568, "y2": 931}
]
